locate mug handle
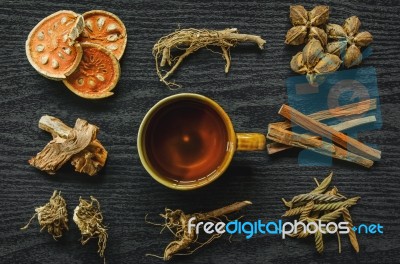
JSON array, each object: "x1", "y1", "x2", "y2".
[{"x1": 236, "y1": 133, "x2": 266, "y2": 151}]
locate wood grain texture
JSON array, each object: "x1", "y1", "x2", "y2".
[{"x1": 1, "y1": 0, "x2": 400, "y2": 263}]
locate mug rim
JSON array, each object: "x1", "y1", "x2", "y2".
[{"x1": 137, "y1": 93, "x2": 236, "y2": 190}]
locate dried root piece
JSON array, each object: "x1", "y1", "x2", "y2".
[
  {"x1": 71, "y1": 139, "x2": 108, "y2": 175},
  {"x1": 63, "y1": 42, "x2": 120, "y2": 99},
  {"x1": 79, "y1": 10, "x2": 127, "y2": 60},
  {"x1": 29, "y1": 118, "x2": 97, "y2": 173},
  {"x1": 147, "y1": 201, "x2": 252, "y2": 260},
  {"x1": 30, "y1": 115, "x2": 107, "y2": 176},
  {"x1": 26, "y1": 10, "x2": 84, "y2": 80},
  {"x1": 153, "y1": 28, "x2": 265, "y2": 89},
  {"x1": 73, "y1": 196, "x2": 108, "y2": 258},
  {"x1": 21, "y1": 190, "x2": 68, "y2": 240}
]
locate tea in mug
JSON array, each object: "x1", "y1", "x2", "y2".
[{"x1": 144, "y1": 100, "x2": 228, "y2": 182}]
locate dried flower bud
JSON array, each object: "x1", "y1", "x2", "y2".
[
  {"x1": 326, "y1": 24, "x2": 347, "y2": 40},
  {"x1": 290, "y1": 5, "x2": 308, "y2": 26},
  {"x1": 309, "y1": 26, "x2": 327, "y2": 46},
  {"x1": 343, "y1": 16, "x2": 361, "y2": 37},
  {"x1": 344, "y1": 44, "x2": 362, "y2": 68},
  {"x1": 309, "y1": 5, "x2": 329, "y2": 26},
  {"x1": 354, "y1": 31, "x2": 373, "y2": 47},
  {"x1": 285, "y1": 26, "x2": 307, "y2": 45},
  {"x1": 314, "y1": 53, "x2": 342, "y2": 74},
  {"x1": 326, "y1": 41, "x2": 347, "y2": 56},
  {"x1": 303, "y1": 38, "x2": 324, "y2": 69},
  {"x1": 290, "y1": 52, "x2": 307, "y2": 74}
]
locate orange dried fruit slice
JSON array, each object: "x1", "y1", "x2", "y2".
[
  {"x1": 26, "y1": 10, "x2": 85, "y2": 80},
  {"x1": 78, "y1": 10, "x2": 127, "y2": 60},
  {"x1": 63, "y1": 43, "x2": 120, "y2": 99}
]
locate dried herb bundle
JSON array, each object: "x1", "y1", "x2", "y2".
[
  {"x1": 146, "y1": 201, "x2": 252, "y2": 260},
  {"x1": 326, "y1": 16, "x2": 373, "y2": 67},
  {"x1": 282, "y1": 172, "x2": 360, "y2": 253},
  {"x1": 21, "y1": 190, "x2": 68, "y2": 240},
  {"x1": 73, "y1": 196, "x2": 108, "y2": 258},
  {"x1": 153, "y1": 28, "x2": 265, "y2": 89},
  {"x1": 29, "y1": 115, "x2": 107, "y2": 176}
]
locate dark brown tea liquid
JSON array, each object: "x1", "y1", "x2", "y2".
[{"x1": 145, "y1": 100, "x2": 229, "y2": 182}]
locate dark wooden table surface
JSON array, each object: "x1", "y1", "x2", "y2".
[{"x1": 1, "y1": 0, "x2": 400, "y2": 263}]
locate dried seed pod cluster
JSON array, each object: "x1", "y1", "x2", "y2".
[
  {"x1": 282, "y1": 172, "x2": 360, "y2": 254},
  {"x1": 291, "y1": 38, "x2": 341, "y2": 85},
  {"x1": 285, "y1": 5, "x2": 329, "y2": 46},
  {"x1": 326, "y1": 16, "x2": 373, "y2": 67},
  {"x1": 285, "y1": 5, "x2": 373, "y2": 85},
  {"x1": 26, "y1": 10, "x2": 127, "y2": 99}
]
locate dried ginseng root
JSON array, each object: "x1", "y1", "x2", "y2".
[
  {"x1": 26, "y1": 10, "x2": 84, "y2": 80},
  {"x1": 73, "y1": 196, "x2": 108, "y2": 258},
  {"x1": 153, "y1": 28, "x2": 266, "y2": 89},
  {"x1": 281, "y1": 172, "x2": 360, "y2": 253},
  {"x1": 21, "y1": 190, "x2": 68, "y2": 240},
  {"x1": 146, "y1": 201, "x2": 252, "y2": 260},
  {"x1": 78, "y1": 10, "x2": 127, "y2": 60},
  {"x1": 29, "y1": 116, "x2": 107, "y2": 176},
  {"x1": 63, "y1": 42, "x2": 120, "y2": 99}
]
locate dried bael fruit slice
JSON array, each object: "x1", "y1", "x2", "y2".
[
  {"x1": 79, "y1": 10, "x2": 127, "y2": 60},
  {"x1": 63, "y1": 43, "x2": 120, "y2": 99},
  {"x1": 26, "y1": 10, "x2": 84, "y2": 80}
]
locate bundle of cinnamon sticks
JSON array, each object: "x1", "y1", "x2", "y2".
[{"x1": 267, "y1": 99, "x2": 380, "y2": 168}]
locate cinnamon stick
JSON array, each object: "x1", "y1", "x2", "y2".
[
  {"x1": 268, "y1": 116, "x2": 376, "y2": 154},
  {"x1": 267, "y1": 125, "x2": 374, "y2": 168},
  {"x1": 278, "y1": 104, "x2": 381, "y2": 160},
  {"x1": 274, "y1": 99, "x2": 376, "y2": 130}
]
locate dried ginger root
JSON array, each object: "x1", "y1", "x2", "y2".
[
  {"x1": 21, "y1": 190, "x2": 68, "y2": 240},
  {"x1": 73, "y1": 196, "x2": 108, "y2": 258},
  {"x1": 147, "y1": 201, "x2": 252, "y2": 260},
  {"x1": 30, "y1": 115, "x2": 107, "y2": 176},
  {"x1": 153, "y1": 28, "x2": 266, "y2": 88}
]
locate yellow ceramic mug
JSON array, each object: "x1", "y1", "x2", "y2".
[{"x1": 137, "y1": 93, "x2": 265, "y2": 190}]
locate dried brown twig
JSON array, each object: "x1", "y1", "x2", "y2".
[{"x1": 153, "y1": 28, "x2": 265, "y2": 89}]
